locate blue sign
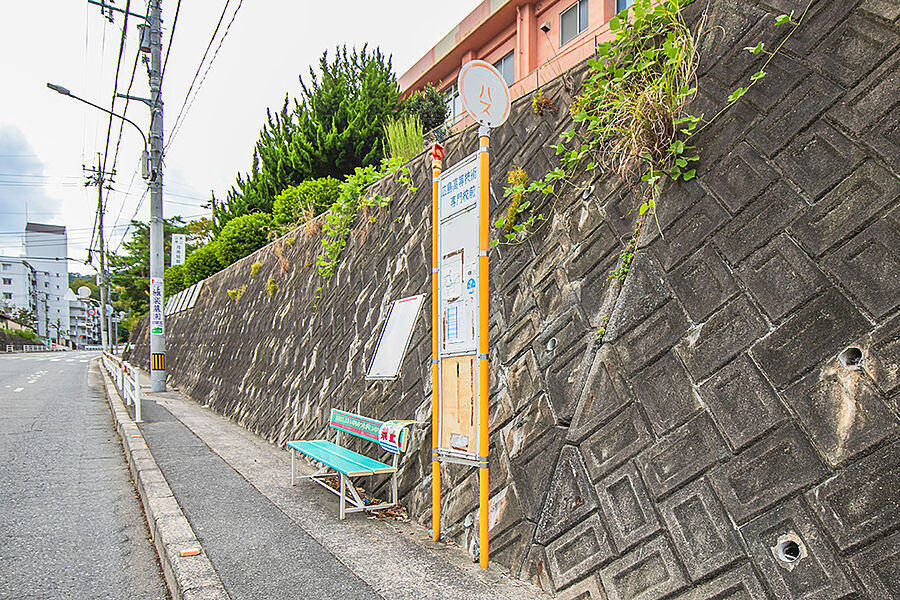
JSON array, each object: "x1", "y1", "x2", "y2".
[{"x1": 466, "y1": 278, "x2": 476, "y2": 295}]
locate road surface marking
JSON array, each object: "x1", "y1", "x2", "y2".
[{"x1": 14, "y1": 387, "x2": 24, "y2": 392}]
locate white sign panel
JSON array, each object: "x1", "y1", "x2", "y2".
[
  {"x1": 149, "y1": 277, "x2": 164, "y2": 335},
  {"x1": 458, "y1": 60, "x2": 511, "y2": 128},
  {"x1": 438, "y1": 151, "x2": 481, "y2": 357},
  {"x1": 171, "y1": 234, "x2": 186, "y2": 266},
  {"x1": 366, "y1": 295, "x2": 425, "y2": 380}
]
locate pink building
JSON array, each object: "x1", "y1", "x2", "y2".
[{"x1": 400, "y1": 0, "x2": 634, "y2": 127}]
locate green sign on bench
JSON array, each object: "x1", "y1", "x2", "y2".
[{"x1": 288, "y1": 409, "x2": 414, "y2": 519}]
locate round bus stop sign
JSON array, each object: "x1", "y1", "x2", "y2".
[{"x1": 458, "y1": 60, "x2": 511, "y2": 128}]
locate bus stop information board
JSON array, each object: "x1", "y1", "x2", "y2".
[
  {"x1": 431, "y1": 59, "x2": 510, "y2": 569},
  {"x1": 435, "y1": 151, "x2": 481, "y2": 464}
]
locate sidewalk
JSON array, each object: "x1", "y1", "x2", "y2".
[{"x1": 99, "y1": 360, "x2": 548, "y2": 600}]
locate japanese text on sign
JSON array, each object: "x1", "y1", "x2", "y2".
[
  {"x1": 149, "y1": 277, "x2": 164, "y2": 335},
  {"x1": 171, "y1": 234, "x2": 186, "y2": 266},
  {"x1": 439, "y1": 161, "x2": 478, "y2": 217}
]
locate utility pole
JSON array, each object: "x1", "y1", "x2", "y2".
[
  {"x1": 84, "y1": 154, "x2": 115, "y2": 352},
  {"x1": 147, "y1": 0, "x2": 166, "y2": 391}
]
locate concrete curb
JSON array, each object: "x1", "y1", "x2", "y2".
[{"x1": 96, "y1": 359, "x2": 230, "y2": 600}]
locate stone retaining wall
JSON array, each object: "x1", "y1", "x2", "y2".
[{"x1": 129, "y1": 1, "x2": 900, "y2": 597}]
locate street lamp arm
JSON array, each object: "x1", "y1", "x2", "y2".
[{"x1": 46, "y1": 82, "x2": 149, "y2": 153}]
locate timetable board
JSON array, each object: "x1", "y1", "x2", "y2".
[{"x1": 436, "y1": 150, "x2": 481, "y2": 465}]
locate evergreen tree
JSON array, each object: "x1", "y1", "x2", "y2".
[{"x1": 217, "y1": 45, "x2": 400, "y2": 227}]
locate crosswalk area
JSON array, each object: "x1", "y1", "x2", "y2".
[{"x1": 0, "y1": 352, "x2": 100, "y2": 363}]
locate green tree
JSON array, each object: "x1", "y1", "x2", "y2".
[
  {"x1": 68, "y1": 276, "x2": 100, "y2": 300},
  {"x1": 404, "y1": 83, "x2": 448, "y2": 133},
  {"x1": 108, "y1": 217, "x2": 199, "y2": 317},
  {"x1": 183, "y1": 242, "x2": 224, "y2": 287},
  {"x1": 216, "y1": 212, "x2": 272, "y2": 266},
  {"x1": 217, "y1": 45, "x2": 401, "y2": 227},
  {"x1": 164, "y1": 264, "x2": 186, "y2": 298}
]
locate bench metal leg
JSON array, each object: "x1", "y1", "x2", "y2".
[
  {"x1": 339, "y1": 473, "x2": 347, "y2": 520},
  {"x1": 291, "y1": 449, "x2": 296, "y2": 486}
]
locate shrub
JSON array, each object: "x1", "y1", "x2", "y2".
[
  {"x1": 272, "y1": 177, "x2": 341, "y2": 225},
  {"x1": 404, "y1": 83, "x2": 448, "y2": 132},
  {"x1": 163, "y1": 264, "x2": 186, "y2": 298},
  {"x1": 183, "y1": 241, "x2": 224, "y2": 286},
  {"x1": 216, "y1": 213, "x2": 272, "y2": 266}
]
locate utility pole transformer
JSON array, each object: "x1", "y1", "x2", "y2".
[
  {"x1": 84, "y1": 154, "x2": 114, "y2": 352},
  {"x1": 148, "y1": 0, "x2": 166, "y2": 391}
]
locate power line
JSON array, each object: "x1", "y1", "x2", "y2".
[
  {"x1": 100, "y1": 0, "x2": 133, "y2": 178},
  {"x1": 160, "y1": 0, "x2": 181, "y2": 85},
  {"x1": 164, "y1": 0, "x2": 233, "y2": 152},
  {"x1": 108, "y1": 2, "x2": 150, "y2": 193}
]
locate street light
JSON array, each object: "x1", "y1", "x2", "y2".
[{"x1": 46, "y1": 82, "x2": 154, "y2": 181}]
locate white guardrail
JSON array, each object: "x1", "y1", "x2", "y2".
[
  {"x1": 3, "y1": 344, "x2": 65, "y2": 353},
  {"x1": 101, "y1": 351, "x2": 142, "y2": 422}
]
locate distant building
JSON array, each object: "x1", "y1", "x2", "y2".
[
  {"x1": 66, "y1": 288, "x2": 101, "y2": 347},
  {"x1": 0, "y1": 223, "x2": 71, "y2": 341},
  {"x1": 400, "y1": 0, "x2": 631, "y2": 129}
]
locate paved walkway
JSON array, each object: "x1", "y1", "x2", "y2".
[{"x1": 123, "y1": 368, "x2": 546, "y2": 600}]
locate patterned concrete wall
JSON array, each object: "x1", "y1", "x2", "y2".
[{"x1": 129, "y1": 0, "x2": 900, "y2": 597}]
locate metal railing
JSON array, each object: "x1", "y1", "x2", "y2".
[{"x1": 101, "y1": 351, "x2": 142, "y2": 422}]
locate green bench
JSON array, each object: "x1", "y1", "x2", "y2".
[{"x1": 288, "y1": 409, "x2": 413, "y2": 519}]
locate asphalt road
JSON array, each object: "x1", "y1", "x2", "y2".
[{"x1": 0, "y1": 351, "x2": 168, "y2": 600}]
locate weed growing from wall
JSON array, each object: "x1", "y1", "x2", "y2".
[
  {"x1": 227, "y1": 285, "x2": 247, "y2": 302},
  {"x1": 317, "y1": 156, "x2": 416, "y2": 278},
  {"x1": 250, "y1": 262, "x2": 262, "y2": 278},
  {"x1": 499, "y1": 0, "x2": 810, "y2": 274}
]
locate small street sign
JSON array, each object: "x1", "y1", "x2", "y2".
[
  {"x1": 171, "y1": 234, "x2": 186, "y2": 266},
  {"x1": 457, "y1": 60, "x2": 511, "y2": 128}
]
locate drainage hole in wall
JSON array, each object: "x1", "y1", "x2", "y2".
[
  {"x1": 546, "y1": 337, "x2": 558, "y2": 352},
  {"x1": 777, "y1": 540, "x2": 802, "y2": 563},
  {"x1": 838, "y1": 346, "x2": 863, "y2": 369}
]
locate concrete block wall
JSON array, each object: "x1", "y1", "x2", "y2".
[{"x1": 129, "y1": 0, "x2": 900, "y2": 596}]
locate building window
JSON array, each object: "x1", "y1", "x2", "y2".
[
  {"x1": 44, "y1": 282, "x2": 49, "y2": 287},
  {"x1": 1, "y1": 263, "x2": 9, "y2": 270},
  {"x1": 493, "y1": 50, "x2": 515, "y2": 86},
  {"x1": 2, "y1": 293, "x2": 11, "y2": 300},
  {"x1": 2, "y1": 278, "x2": 10, "y2": 285},
  {"x1": 616, "y1": 0, "x2": 633, "y2": 12},
  {"x1": 560, "y1": 0, "x2": 589, "y2": 46},
  {"x1": 444, "y1": 82, "x2": 464, "y2": 124}
]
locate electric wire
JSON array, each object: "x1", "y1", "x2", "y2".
[
  {"x1": 164, "y1": 0, "x2": 234, "y2": 153},
  {"x1": 160, "y1": 0, "x2": 181, "y2": 85},
  {"x1": 166, "y1": 0, "x2": 244, "y2": 152}
]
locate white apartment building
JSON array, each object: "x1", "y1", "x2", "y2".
[
  {"x1": 0, "y1": 223, "x2": 71, "y2": 340},
  {"x1": 66, "y1": 288, "x2": 101, "y2": 347}
]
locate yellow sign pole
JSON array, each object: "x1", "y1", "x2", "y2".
[
  {"x1": 477, "y1": 128, "x2": 490, "y2": 569},
  {"x1": 431, "y1": 143, "x2": 443, "y2": 543}
]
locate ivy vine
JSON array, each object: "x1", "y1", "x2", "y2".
[
  {"x1": 316, "y1": 156, "x2": 416, "y2": 278},
  {"x1": 499, "y1": 0, "x2": 809, "y2": 252}
]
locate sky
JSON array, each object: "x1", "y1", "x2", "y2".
[{"x1": 0, "y1": 0, "x2": 479, "y2": 271}]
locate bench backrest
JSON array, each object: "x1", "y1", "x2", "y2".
[{"x1": 330, "y1": 409, "x2": 407, "y2": 452}]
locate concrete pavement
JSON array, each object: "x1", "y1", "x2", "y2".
[
  {"x1": 0, "y1": 351, "x2": 168, "y2": 600},
  {"x1": 101, "y1": 360, "x2": 548, "y2": 600}
]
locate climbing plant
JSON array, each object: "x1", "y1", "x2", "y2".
[
  {"x1": 316, "y1": 155, "x2": 415, "y2": 278},
  {"x1": 500, "y1": 0, "x2": 810, "y2": 252}
]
